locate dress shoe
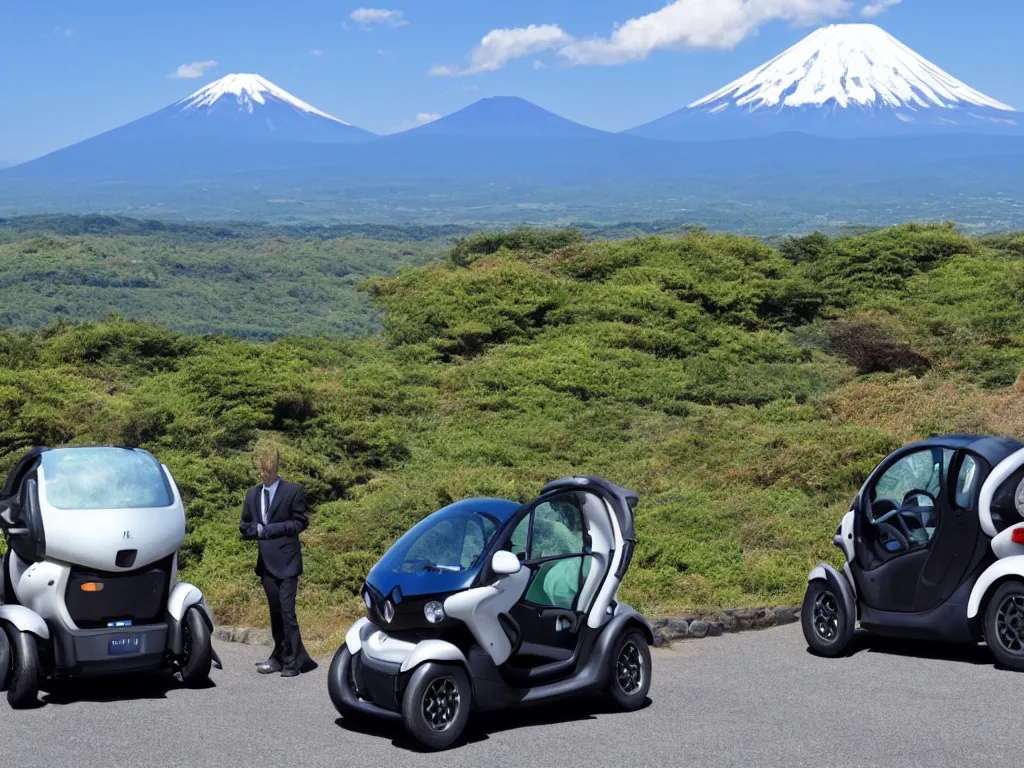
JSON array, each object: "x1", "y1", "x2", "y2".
[
  {"x1": 280, "y1": 668, "x2": 299, "y2": 678},
  {"x1": 256, "y1": 661, "x2": 282, "y2": 674}
]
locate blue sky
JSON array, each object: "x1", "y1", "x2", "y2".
[{"x1": 2, "y1": 0, "x2": 1021, "y2": 163}]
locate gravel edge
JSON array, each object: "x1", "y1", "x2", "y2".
[{"x1": 213, "y1": 605, "x2": 802, "y2": 650}]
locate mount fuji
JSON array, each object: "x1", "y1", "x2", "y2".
[
  {"x1": 629, "y1": 24, "x2": 1023, "y2": 141},
  {"x1": 5, "y1": 74, "x2": 375, "y2": 179}
]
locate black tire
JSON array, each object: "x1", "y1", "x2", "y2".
[
  {"x1": 801, "y1": 579, "x2": 854, "y2": 657},
  {"x1": 984, "y1": 580, "x2": 1024, "y2": 671},
  {"x1": 605, "y1": 629, "x2": 652, "y2": 711},
  {"x1": 0, "y1": 626, "x2": 10, "y2": 693},
  {"x1": 5, "y1": 625, "x2": 40, "y2": 708},
  {"x1": 401, "y1": 663, "x2": 471, "y2": 751},
  {"x1": 327, "y1": 645, "x2": 364, "y2": 719},
  {"x1": 178, "y1": 606, "x2": 213, "y2": 687}
]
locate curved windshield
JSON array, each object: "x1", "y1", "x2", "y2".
[
  {"x1": 379, "y1": 505, "x2": 502, "y2": 575},
  {"x1": 40, "y1": 448, "x2": 173, "y2": 510}
]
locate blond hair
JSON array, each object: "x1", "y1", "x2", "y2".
[{"x1": 252, "y1": 445, "x2": 280, "y2": 475}]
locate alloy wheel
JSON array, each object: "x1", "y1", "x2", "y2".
[
  {"x1": 422, "y1": 676, "x2": 460, "y2": 732},
  {"x1": 813, "y1": 590, "x2": 839, "y2": 643},
  {"x1": 996, "y1": 594, "x2": 1024, "y2": 655},
  {"x1": 616, "y1": 640, "x2": 644, "y2": 695}
]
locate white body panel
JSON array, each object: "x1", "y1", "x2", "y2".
[
  {"x1": 0, "y1": 604, "x2": 49, "y2": 638},
  {"x1": 839, "y1": 510, "x2": 855, "y2": 562},
  {"x1": 37, "y1": 464, "x2": 185, "y2": 571},
  {"x1": 10, "y1": 557, "x2": 76, "y2": 629},
  {"x1": 443, "y1": 566, "x2": 531, "y2": 666},
  {"x1": 578, "y1": 493, "x2": 613, "y2": 617},
  {"x1": 968, "y1": 555, "x2": 1024, "y2": 619},
  {"x1": 978, "y1": 447, "x2": 1024, "y2": 539},
  {"x1": 587, "y1": 496, "x2": 625, "y2": 629},
  {"x1": 345, "y1": 616, "x2": 373, "y2": 655},
  {"x1": 991, "y1": 522, "x2": 1024, "y2": 561}
]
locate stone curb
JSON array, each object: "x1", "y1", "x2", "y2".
[
  {"x1": 650, "y1": 606, "x2": 801, "y2": 647},
  {"x1": 214, "y1": 626, "x2": 274, "y2": 647},
  {"x1": 213, "y1": 606, "x2": 802, "y2": 650}
]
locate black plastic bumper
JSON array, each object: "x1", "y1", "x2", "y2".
[
  {"x1": 337, "y1": 650, "x2": 404, "y2": 722},
  {"x1": 51, "y1": 623, "x2": 169, "y2": 675}
]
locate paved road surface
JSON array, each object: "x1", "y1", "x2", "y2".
[{"x1": 1, "y1": 623, "x2": 1020, "y2": 768}]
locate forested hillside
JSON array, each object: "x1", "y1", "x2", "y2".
[{"x1": 2, "y1": 222, "x2": 1023, "y2": 650}]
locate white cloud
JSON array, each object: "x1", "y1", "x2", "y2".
[
  {"x1": 429, "y1": 23, "x2": 571, "y2": 76},
  {"x1": 431, "y1": 0, "x2": 854, "y2": 74},
  {"x1": 170, "y1": 60, "x2": 218, "y2": 79},
  {"x1": 350, "y1": 8, "x2": 408, "y2": 28},
  {"x1": 310, "y1": 48, "x2": 324, "y2": 56},
  {"x1": 861, "y1": 0, "x2": 901, "y2": 17},
  {"x1": 415, "y1": 112, "x2": 442, "y2": 124},
  {"x1": 55, "y1": 26, "x2": 75, "y2": 38}
]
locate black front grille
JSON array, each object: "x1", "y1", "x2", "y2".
[{"x1": 65, "y1": 555, "x2": 173, "y2": 629}]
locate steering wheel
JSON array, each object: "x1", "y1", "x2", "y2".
[
  {"x1": 902, "y1": 489, "x2": 936, "y2": 507},
  {"x1": 877, "y1": 522, "x2": 909, "y2": 553}
]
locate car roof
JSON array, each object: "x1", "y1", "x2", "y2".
[
  {"x1": 442, "y1": 497, "x2": 522, "y2": 522},
  {"x1": 901, "y1": 434, "x2": 1024, "y2": 466}
]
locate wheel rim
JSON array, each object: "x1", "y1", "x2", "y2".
[
  {"x1": 995, "y1": 594, "x2": 1024, "y2": 655},
  {"x1": 616, "y1": 640, "x2": 644, "y2": 695},
  {"x1": 422, "y1": 676, "x2": 460, "y2": 732},
  {"x1": 812, "y1": 590, "x2": 840, "y2": 643},
  {"x1": 181, "y1": 616, "x2": 192, "y2": 664}
]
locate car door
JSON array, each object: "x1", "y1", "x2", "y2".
[
  {"x1": 503, "y1": 490, "x2": 592, "y2": 671},
  {"x1": 852, "y1": 446, "x2": 954, "y2": 612}
]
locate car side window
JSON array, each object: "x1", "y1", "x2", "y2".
[
  {"x1": 528, "y1": 498, "x2": 585, "y2": 559},
  {"x1": 870, "y1": 448, "x2": 952, "y2": 555},
  {"x1": 953, "y1": 455, "x2": 977, "y2": 510}
]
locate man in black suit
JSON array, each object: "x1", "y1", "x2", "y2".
[{"x1": 239, "y1": 446, "x2": 317, "y2": 677}]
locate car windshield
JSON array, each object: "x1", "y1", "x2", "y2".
[
  {"x1": 381, "y1": 506, "x2": 502, "y2": 574},
  {"x1": 40, "y1": 448, "x2": 173, "y2": 510}
]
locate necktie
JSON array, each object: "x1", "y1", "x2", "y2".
[{"x1": 263, "y1": 488, "x2": 270, "y2": 524}]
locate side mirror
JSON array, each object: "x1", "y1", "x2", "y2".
[
  {"x1": 0, "y1": 499, "x2": 21, "y2": 527},
  {"x1": 491, "y1": 550, "x2": 521, "y2": 576}
]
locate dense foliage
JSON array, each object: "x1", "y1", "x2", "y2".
[{"x1": 2, "y1": 220, "x2": 1023, "y2": 650}]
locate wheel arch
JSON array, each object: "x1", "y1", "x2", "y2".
[
  {"x1": 967, "y1": 557, "x2": 1024, "y2": 620},
  {"x1": 0, "y1": 604, "x2": 49, "y2": 640},
  {"x1": 807, "y1": 562, "x2": 858, "y2": 624}
]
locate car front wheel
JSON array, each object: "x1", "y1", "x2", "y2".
[
  {"x1": 401, "y1": 663, "x2": 471, "y2": 751},
  {"x1": 4, "y1": 624, "x2": 40, "y2": 708},
  {"x1": 801, "y1": 580, "x2": 854, "y2": 657},
  {"x1": 178, "y1": 606, "x2": 213, "y2": 687}
]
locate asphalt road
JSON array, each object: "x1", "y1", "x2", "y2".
[{"x1": 1, "y1": 622, "x2": 1020, "y2": 768}]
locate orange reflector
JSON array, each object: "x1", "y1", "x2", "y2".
[{"x1": 80, "y1": 582, "x2": 104, "y2": 592}]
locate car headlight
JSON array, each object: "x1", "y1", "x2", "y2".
[
  {"x1": 363, "y1": 591, "x2": 372, "y2": 610},
  {"x1": 424, "y1": 601, "x2": 445, "y2": 624}
]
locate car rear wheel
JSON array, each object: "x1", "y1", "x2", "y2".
[
  {"x1": 605, "y1": 629, "x2": 651, "y2": 710},
  {"x1": 178, "y1": 606, "x2": 212, "y2": 687},
  {"x1": 401, "y1": 663, "x2": 471, "y2": 751},
  {"x1": 4, "y1": 624, "x2": 40, "y2": 708},
  {"x1": 984, "y1": 581, "x2": 1024, "y2": 671},
  {"x1": 801, "y1": 579, "x2": 854, "y2": 657}
]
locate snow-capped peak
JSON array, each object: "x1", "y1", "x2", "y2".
[
  {"x1": 175, "y1": 73, "x2": 350, "y2": 125},
  {"x1": 689, "y1": 24, "x2": 1015, "y2": 113}
]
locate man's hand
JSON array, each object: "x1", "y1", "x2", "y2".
[{"x1": 259, "y1": 523, "x2": 283, "y2": 539}]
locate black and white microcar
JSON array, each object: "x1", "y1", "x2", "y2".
[
  {"x1": 327, "y1": 475, "x2": 653, "y2": 750},
  {"x1": 0, "y1": 446, "x2": 220, "y2": 707},
  {"x1": 803, "y1": 435, "x2": 1024, "y2": 669}
]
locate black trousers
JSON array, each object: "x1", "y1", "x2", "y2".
[{"x1": 261, "y1": 573, "x2": 314, "y2": 672}]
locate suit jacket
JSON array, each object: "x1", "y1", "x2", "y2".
[{"x1": 239, "y1": 479, "x2": 308, "y2": 580}]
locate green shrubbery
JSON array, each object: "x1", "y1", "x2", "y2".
[{"x1": 2, "y1": 220, "x2": 1023, "y2": 648}]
